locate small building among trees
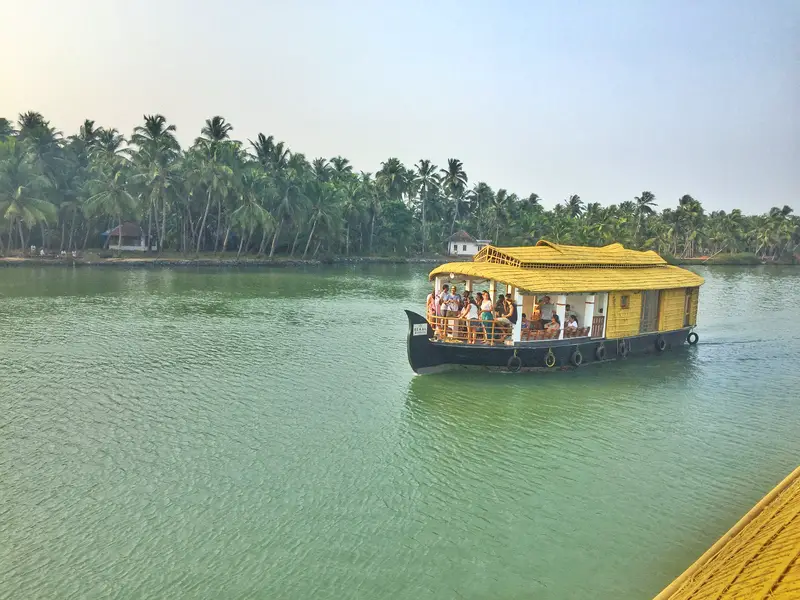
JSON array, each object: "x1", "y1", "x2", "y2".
[
  {"x1": 447, "y1": 231, "x2": 491, "y2": 257},
  {"x1": 101, "y1": 223, "x2": 155, "y2": 251}
]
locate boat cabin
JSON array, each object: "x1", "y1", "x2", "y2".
[{"x1": 426, "y1": 240, "x2": 703, "y2": 347}]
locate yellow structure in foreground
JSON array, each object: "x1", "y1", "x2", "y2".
[{"x1": 654, "y1": 465, "x2": 800, "y2": 600}]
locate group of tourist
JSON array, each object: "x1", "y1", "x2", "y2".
[
  {"x1": 427, "y1": 286, "x2": 585, "y2": 344},
  {"x1": 427, "y1": 284, "x2": 519, "y2": 344}
]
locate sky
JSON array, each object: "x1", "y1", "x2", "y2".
[{"x1": 2, "y1": 0, "x2": 798, "y2": 213}]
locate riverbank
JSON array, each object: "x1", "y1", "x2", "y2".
[
  {"x1": 1, "y1": 250, "x2": 796, "y2": 268},
  {"x1": 0, "y1": 252, "x2": 451, "y2": 268}
]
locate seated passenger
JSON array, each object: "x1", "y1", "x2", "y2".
[
  {"x1": 494, "y1": 294, "x2": 506, "y2": 315},
  {"x1": 546, "y1": 314, "x2": 561, "y2": 332},
  {"x1": 566, "y1": 315, "x2": 579, "y2": 330},
  {"x1": 521, "y1": 313, "x2": 530, "y2": 329},
  {"x1": 495, "y1": 295, "x2": 511, "y2": 326},
  {"x1": 505, "y1": 296, "x2": 518, "y2": 326}
]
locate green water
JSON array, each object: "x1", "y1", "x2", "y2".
[{"x1": 1, "y1": 265, "x2": 798, "y2": 599}]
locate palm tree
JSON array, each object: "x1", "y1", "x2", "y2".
[
  {"x1": 302, "y1": 181, "x2": 341, "y2": 258},
  {"x1": 86, "y1": 161, "x2": 137, "y2": 251},
  {"x1": 677, "y1": 194, "x2": 704, "y2": 257},
  {"x1": 375, "y1": 159, "x2": 407, "y2": 251},
  {"x1": 231, "y1": 167, "x2": 274, "y2": 257},
  {"x1": 413, "y1": 159, "x2": 439, "y2": 253},
  {"x1": 185, "y1": 142, "x2": 236, "y2": 253},
  {"x1": 0, "y1": 138, "x2": 56, "y2": 250},
  {"x1": 197, "y1": 116, "x2": 233, "y2": 145},
  {"x1": 267, "y1": 176, "x2": 305, "y2": 256},
  {"x1": 0, "y1": 118, "x2": 17, "y2": 141},
  {"x1": 92, "y1": 128, "x2": 126, "y2": 164},
  {"x1": 312, "y1": 158, "x2": 331, "y2": 182},
  {"x1": 131, "y1": 114, "x2": 180, "y2": 252},
  {"x1": 16, "y1": 111, "x2": 49, "y2": 141},
  {"x1": 488, "y1": 188, "x2": 511, "y2": 244},
  {"x1": 440, "y1": 158, "x2": 468, "y2": 237},
  {"x1": 77, "y1": 119, "x2": 99, "y2": 146},
  {"x1": 249, "y1": 133, "x2": 275, "y2": 166},
  {"x1": 634, "y1": 191, "x2": 657, "y2": 242},
  {"x1": 330, "y1": 156, "x2": 353, "y2": 180},
  {"x1": 377, "y1": 158, "x2": 407, "y2": 200},
  {"x1": 566, "y1": 194, "x2": 584, "y2": 218}
]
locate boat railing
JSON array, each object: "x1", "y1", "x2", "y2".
[
  {"x1": 426, "y1": 313, "x2": 512, "y2": 346},
  {"x1": 426, "y1": 313, "x2": 597, "y2": 345},
  {"x1": 523, "y1": 326, "x2": 591, "y2": 340}
]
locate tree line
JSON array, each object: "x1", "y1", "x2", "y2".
[{"x1": 0, "y1": 112, "x2": 797, "y2": 259}]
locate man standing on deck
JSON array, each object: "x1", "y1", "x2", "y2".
[
  {"x1": 538, "y1": 295, "x2": 555, "y2": 324},
  {"x1": 445, "y1": 285, "x2": 462, "y2": 317}
]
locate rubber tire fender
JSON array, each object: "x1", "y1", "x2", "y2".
[
  {"x1": 570, "y1": 349, "x2": 583, "y2": 367},
  {"x1": 656, "y1": 337, "x2": 667, "y2": 352},
  {"x1": 618, "y1": 339, "x2": 629, "y2": 358},
  {"x1": 544, "y1": 350, "x2": 557, "y2": 368},
  {"x1": 507, "y1": 355, "x2": 522, "y2": 373},
  {"x1": 595, "y1": 344, "x2": 606, "y2": 361},
  {"x1": 687, "y1": 331, "x2": 699, "y2": 345}
]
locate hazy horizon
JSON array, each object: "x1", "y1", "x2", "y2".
[{"x1": 3, "y1": 0, "x2": 798, "y2": 213}]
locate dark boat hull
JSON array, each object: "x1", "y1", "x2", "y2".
[{"x1": 405, "y1": 310, "x2": 695, "y2": 374}]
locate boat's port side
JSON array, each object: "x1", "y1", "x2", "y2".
[{"x1": 407, "y1": 310, "x2": 694, "y2": 374}]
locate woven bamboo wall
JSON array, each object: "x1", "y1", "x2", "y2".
[
  {"x1": 689, "y1": 287, "x2": 699, "y2": 326},
  {"x1": 605, "y1": 291, "x2": 643, "y2": 338},
  {"x1": 658, "y1": 289, "x2": 686, "y2": 332}
]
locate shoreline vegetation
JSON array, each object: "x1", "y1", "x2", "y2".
[
  {"x1": 1, "y1": 112, "x2": 797, "y2": 265},
  {"x1": 1, "y1": 250, "x2": 794, "y2": 269}
]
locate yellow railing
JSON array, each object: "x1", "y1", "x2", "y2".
[{"x1": 427, "y1": 313, "x2": 512, "y2": 346}]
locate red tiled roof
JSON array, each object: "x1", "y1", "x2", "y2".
[{"x1": 107, "y1": 222, "x2": 142, "y2": 237}]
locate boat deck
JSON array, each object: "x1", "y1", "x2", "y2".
[{"x1": 654, "y1": 465, "x2": 800, "y2": 599}]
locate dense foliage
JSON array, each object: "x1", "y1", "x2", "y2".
[{"x1": 1, "y1": 112, "x2": 797, "y2": 259}]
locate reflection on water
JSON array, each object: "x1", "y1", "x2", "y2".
[{"x1": 0, "y1": 265, "x2": 798, "y2": 600}]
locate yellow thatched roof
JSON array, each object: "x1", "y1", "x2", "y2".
[
  {"x1": 429, "y1": 262, "x2": 704, "y2": 293},
  {"x1": 654, "y1": 465, "x2": 800, "y2": 600},
  {"x1": 475, "y1": 240, "x2": 667, "y2": 268}
]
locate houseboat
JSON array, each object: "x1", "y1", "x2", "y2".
[{"x1": 406, "y1": 240, "x2": 704, "y2": 374}]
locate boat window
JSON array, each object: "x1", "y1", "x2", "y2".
[{"x1": 620, "y1": 295, "x2": 630, "y2": 309}]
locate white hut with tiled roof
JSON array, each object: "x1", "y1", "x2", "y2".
[{"x1": 447, "y1": 231, "x2": 490, "y2": 257}]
